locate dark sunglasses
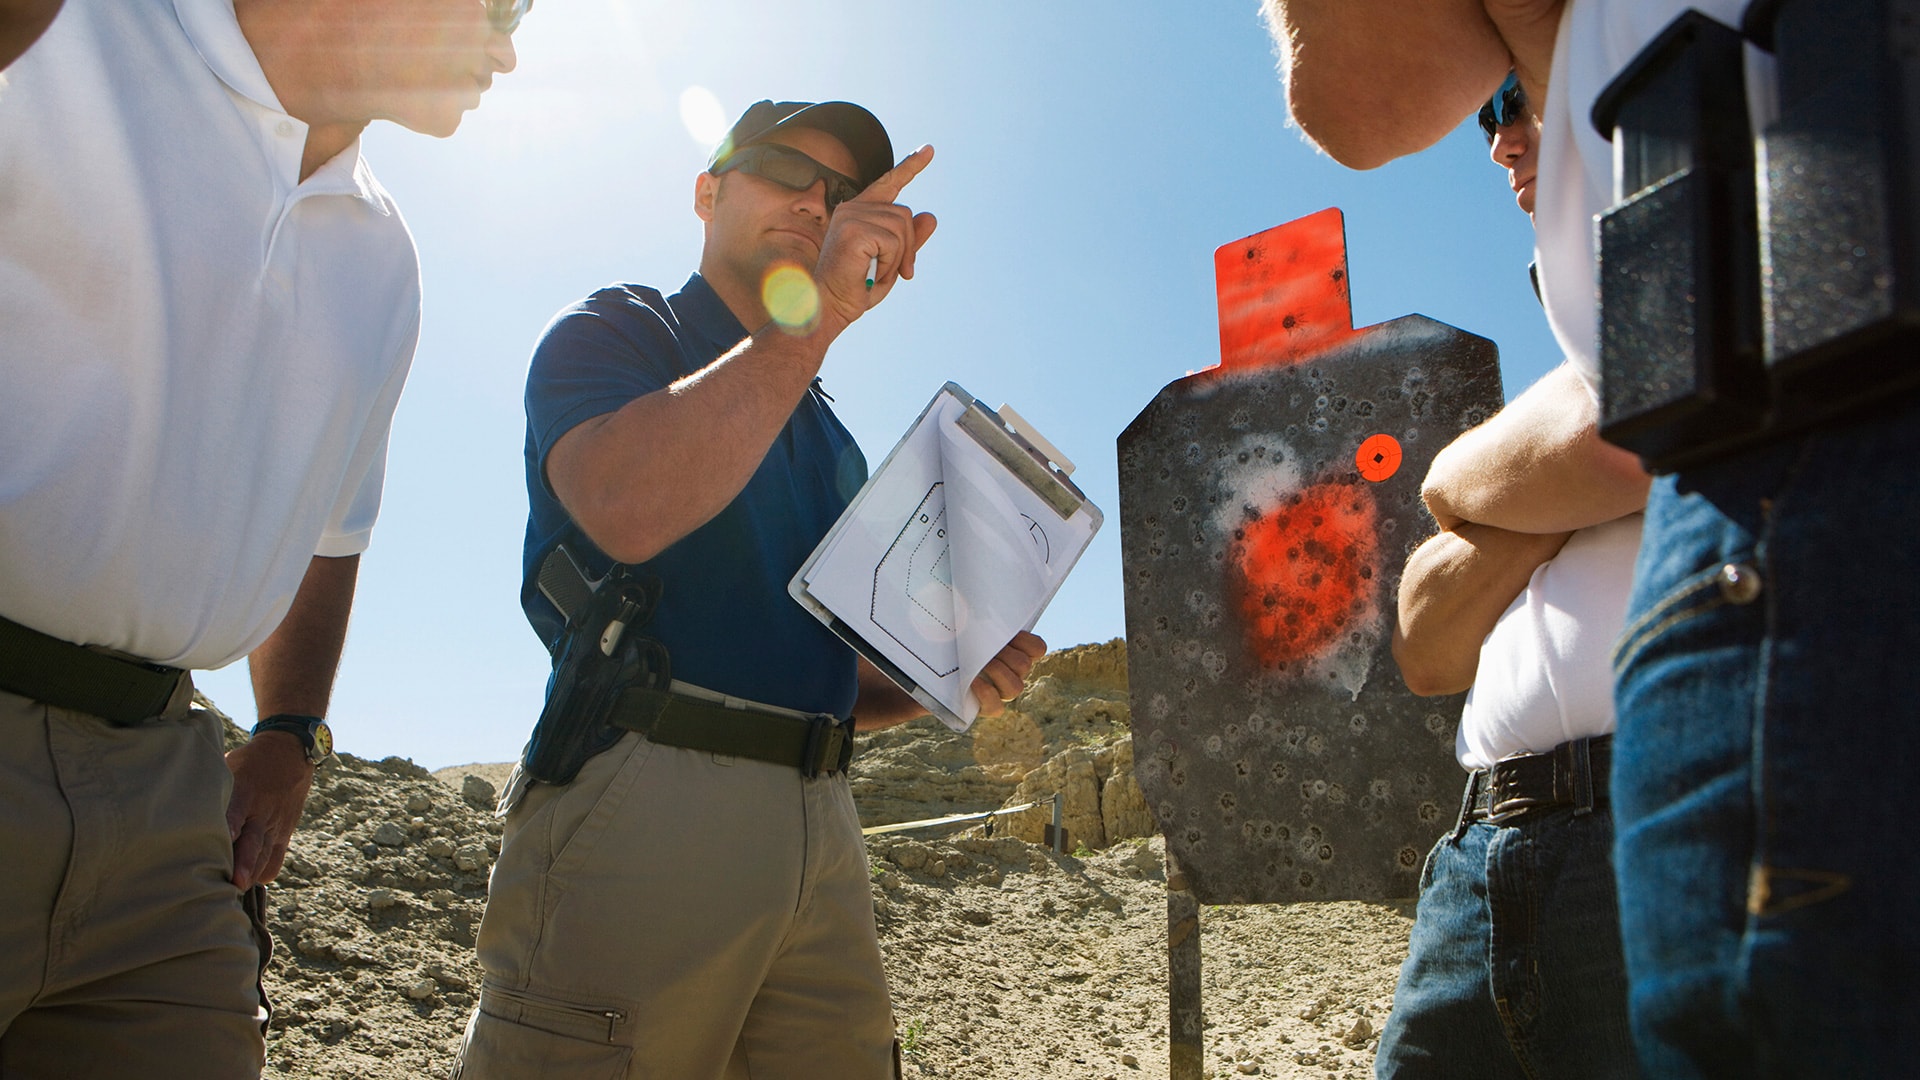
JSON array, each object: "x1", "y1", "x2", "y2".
[
  {"x1": 1478, "y1": 72, "x2": 1527, "y2": 141},
  {"x1": 487, "y1": 0, "x2": 533, "y2": 35},
  {"x1": 715, "y1": 143, "x2": 864, "y2": 211}
]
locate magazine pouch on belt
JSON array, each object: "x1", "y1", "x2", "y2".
[
  {"x1": 522, "y1": 546, "x2": 670, "y2": 785},
  {"x1": 1592, "y1": 11, "x2": 1767, "y2": 471},
  {"x1": 1745, "y1": 0, "x2": 1920, "y2": 426},
  {"x1": 1595, "y1": 0, "x2": 1920, "y2": 471}
]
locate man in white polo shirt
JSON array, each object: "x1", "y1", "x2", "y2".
[{"x1": 0, "y1": 0, "x2": 525, "y2": 1075}]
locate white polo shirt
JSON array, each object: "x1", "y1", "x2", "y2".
[
  {"x1": 1456, "y1": 514, "x2": 1643, "y2": 770},
  {"x1": 1532, "y1": 0, "x2": 1775, "y2": 388},
  {"x1": 0, "y1": 0, "x2": 421, "y2": 670}
]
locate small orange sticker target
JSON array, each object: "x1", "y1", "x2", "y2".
[{"x1": 1355, "y1": 434, "x2": 1402, "y2": 482}]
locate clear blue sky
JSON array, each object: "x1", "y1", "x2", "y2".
[{"x1": 197, "y1": 0, "x2": 1562, "y2": 769}]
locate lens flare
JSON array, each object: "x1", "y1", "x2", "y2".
[
  {"x1": 679, "y1": 86, "x2": 729, "y2": 149},
  {"x1": 762, "y1": 265, "x2": 819, "y2": 332}
]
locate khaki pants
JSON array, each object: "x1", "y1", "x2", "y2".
[
  {"x1": 0, "y1": 686, "x2": 266, "y2": 1078},
  {"x1": 454, "y1": 732, "x2": 896, "y2": 1080}
]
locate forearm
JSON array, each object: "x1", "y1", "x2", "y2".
[
  {"x1": 549, "y1": 322, "x2": 843, "y2": 565},
  {"x1": 1265, "y1": 0, "x2": 1512, "y2": 169},
  {"x1": 853, "y1": 657, "x2": 924, "y2": 730},
  {"x1": 229, "y1": 553, "x2": 351, "y2": 890},
  {"x1": 248, "y1": 554, "x2": 359, "y2": 717},
  {"x1": 0, "y1": 0, "x2": 61, "y2": 71},
  {"x1": 1393, "y1": 523, "x2": 1571, "y2": 696},
  {"x1": 1423, "y1": 365, "x2": 1650, "y2": 533}
]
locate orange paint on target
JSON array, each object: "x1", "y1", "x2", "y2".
[{"x1": 1355, "y1": 434, "x2": 1401, "y2": 482}]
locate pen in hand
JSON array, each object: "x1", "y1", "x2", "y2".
[{"x1": 866, "y1": 256, "x2": 878, "y2": 290}]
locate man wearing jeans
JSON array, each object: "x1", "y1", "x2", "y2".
[
  {"x1": 0, "y1": 1, "x2": 523, "y2": 1074},
  {"x1": 1379, "y1": 76, "x2": 1645, "y2": 1078},
  {"x1": 1264, "y1": 0, "x2": 1919, "y2": 1074}
]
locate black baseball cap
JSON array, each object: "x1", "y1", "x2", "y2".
[{"x1": 708, "y1": 100, "x2": 895, "y2": 190}]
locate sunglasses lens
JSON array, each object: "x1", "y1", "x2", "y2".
[
  {"x1": 757, "y1": 148, "x2": 819, "y2": 190},
  {"x1": 1480, "y1": 72, "x2": 1525, "y2": 138},
  {"x1": 490, "y1": 0, "x2": 531, "y2": 33},
  {"x1": 730, "y1": 147, "x2": 863, "y2": 210},
  {"x1": 825, "y1": 177, "x2": 861, "y2": 210}
]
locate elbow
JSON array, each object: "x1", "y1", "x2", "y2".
[
  {"x1": 1286, "y1": 92, "x2": 1400, "y2": 170},
  {"x1": 1399, "y1": 665, "x2": 1468, "y2": 698},
  {"x1": 566, "y1": 499, "x2": 670, "y2": 567},
  {"x1": 1391, "y1": 630, "x2": 1470, "y2": 698},
  {"x1": 582, "y1": 523, "x2": 667, "y2": 567}
]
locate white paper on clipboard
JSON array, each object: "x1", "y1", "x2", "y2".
[{"x1": 789, "y1": 383, "x2": 1102, "y2": 731}]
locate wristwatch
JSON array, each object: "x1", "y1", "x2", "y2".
[{"x1": 251, "y1": 713, "x2": 336, "y2": 766}]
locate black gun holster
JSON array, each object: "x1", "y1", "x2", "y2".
[
  {"x1": 1594, "y1": 0, "x2": 1920, "y2": 473},
  {"x1": 522, "y1": 548, "x2": 671, "y2": 786}
]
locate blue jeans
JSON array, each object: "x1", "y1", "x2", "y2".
[
  {"x1": 1612, "y1": 392, "x2": 1920, "y2": 1078},
  {"x1": 1376, "y1": 804, "x2": 1638, "y2": 1079}
]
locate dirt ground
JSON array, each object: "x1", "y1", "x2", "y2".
[{"x1": 234, "y1": 641, "x2": 1415, "y2": 1079}]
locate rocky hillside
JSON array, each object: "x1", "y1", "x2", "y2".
[{"x1": 216, "y1": 640, "x2": 1412, "y2": 1079}]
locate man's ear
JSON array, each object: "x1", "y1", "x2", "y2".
[{"x1": 694, "y1": 171, "x2": 718, "y2": 223}]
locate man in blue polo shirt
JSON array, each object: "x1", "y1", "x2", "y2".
[{"x1": 454, "y1": 100, "x2": 1045, "y2": 1080}]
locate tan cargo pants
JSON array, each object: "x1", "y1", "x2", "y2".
[
  {"x1": 453, "y1": 731, "x2": 897, "y2": 1080},
  {"x1": 0, "y1": 685, "x2": 267, "y2": 1078}
]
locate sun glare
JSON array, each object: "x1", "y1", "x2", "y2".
[
  {"x1": 678, "y1": 86, "x2": 730, "y2": 150},
  {"x1": 762, "y1": 265, "x2": 820, "y2": 332}
]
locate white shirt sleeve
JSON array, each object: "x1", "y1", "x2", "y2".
[{"x1": 317, "y1": 306, "x2": 419, "y2": 557}]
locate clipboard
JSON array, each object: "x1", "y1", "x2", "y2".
[{"x1": 789, "y1": 383, "x2": 1103, "y2": 731}]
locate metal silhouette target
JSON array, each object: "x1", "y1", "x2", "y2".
[{"x1": 1118, "y1": 209, "x2": 1504, "y2": 904}]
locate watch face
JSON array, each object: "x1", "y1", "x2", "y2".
[{"x1": 311, "y1": 720, "x2": 334, "y2": 762}]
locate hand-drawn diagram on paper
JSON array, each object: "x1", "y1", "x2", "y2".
[
  {"x1": 871, "y1": 488, "x2": 1064, "y2": 680},
  {"x1": 873, "y1": 483, "x2": 959, "y2": 677},
  {"x1": 792, "y1": 384, "x2": 1101, "y2": 731}
]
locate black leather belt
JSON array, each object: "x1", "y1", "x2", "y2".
[
  {"x1": 0, "y1": 613, "x2": 186, "y2": 725},
  {"x1": 607, "y1": 685, "x2": 855, "y2": 779},
  {"x1": 1462, "y1": 734, "x2": 1611, "y2": 825}
]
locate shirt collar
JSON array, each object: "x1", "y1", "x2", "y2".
[
  {"x1": 671, "y1": 274, "x2": 751, "y2": 357},
  {"x1": 173, "y1": 0, "x2": 285, "y2": 115},
  {"x1": 173, "y1": 0, "x2": 379, "y2": 203}
]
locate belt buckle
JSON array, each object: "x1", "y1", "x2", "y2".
[
  {"x1": 1484, "y1": 798, "x2": 1531, "y2": 825},
  {"x1": 1483, "y1": 767, "x2": 1534, "y2": 824},
  {"x1": 800, "y1": 714, "x2": 851, "y2": 779}
]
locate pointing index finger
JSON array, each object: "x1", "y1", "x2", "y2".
[{"x1": 854, "y1": 144, "x2": 934, "y2": 206}]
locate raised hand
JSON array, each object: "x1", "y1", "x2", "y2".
[{"x1": 815, "y1": 144, "x2": 939, "y2": 328}]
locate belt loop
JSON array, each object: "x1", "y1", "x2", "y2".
[
  {"x1": 1453, "y1": 770, "x2": 1481, "y2": 840},
  {"x1": 801, "y1": 714, "x2": 847, "y2": 780},
  {"x1": 1569, "y1": 737, "x2": 1596, "y2": 817},
  {"x1": 834, "y1": 716, "x2": 856, "y2": 774}
]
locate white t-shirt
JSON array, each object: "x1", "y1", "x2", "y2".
[
  {"x1": 1533, "y1": 0, "x2": 1776, "y2": 388},
  {"x1": 1456, "y1": 513, "x2": 1643, "y2": 770},
  {"x1": 0, "y1": 0, "x2": 421, "y2": 670}
]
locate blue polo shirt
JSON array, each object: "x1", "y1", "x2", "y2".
[{"x1": 520, "y1": 274, "x2": 869, "y2": 719}]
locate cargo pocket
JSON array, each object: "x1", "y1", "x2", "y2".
[{"x1": 452, "y1": 984, "x2": 632, "y2": 1079}]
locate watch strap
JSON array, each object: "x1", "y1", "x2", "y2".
[{"x1": 252, "y1": 714, "x2": 330, "y2": 764}]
